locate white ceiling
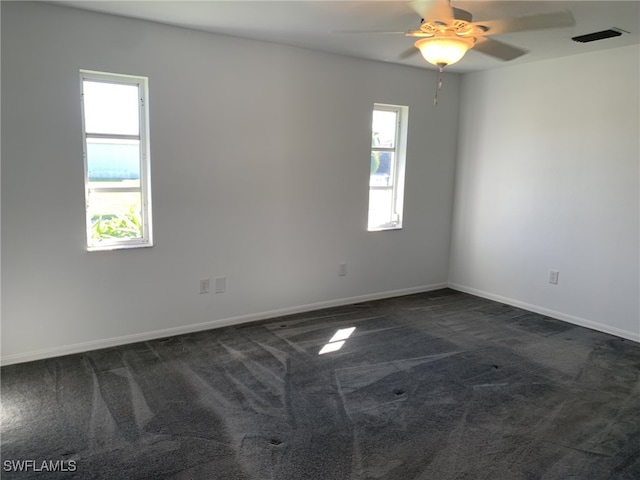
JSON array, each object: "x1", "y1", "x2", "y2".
[{"x1": 56, "y1": 0, "x2": 640, "y2": 72}]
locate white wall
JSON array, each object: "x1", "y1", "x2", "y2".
[
  {"x1": 1, "y1": 2, "x2": 460, "y2": 364},
  {"x1": 450, "y1": 45, "x2": 640, "y2": 341}
]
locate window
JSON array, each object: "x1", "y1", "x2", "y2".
[
  {"x1": 368, "y1": 104, "x2": 408, "y2": 231},
  {"x1": 80, "y1": 71, "x2": 152, "y2": 250}
]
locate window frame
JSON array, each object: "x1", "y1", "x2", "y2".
[
  {"x1": 368, "y1": 103, "x2": 408, "y2": 232},
  {"x1": 80, "y1": 70, "x2": 153, "y2": 251}
]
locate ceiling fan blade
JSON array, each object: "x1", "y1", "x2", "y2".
[
  {"x1": 451, "y1": 7, "x2": 473, "y2": 23},
  {"x1": 472, "y1": 37, "x2": 528, "y2": 61},
  {"x1": 399, "y1": 46, "x2": 420, "y2": 60},
  {"x1": 410, "y1": 0, "x2": 453, "y2": 22},
  {"x1": 478, "y1": 11, "x2": 575, "y2": 36},
  {"x1": 331, "y1": 29, "x2": 407, "y2": 35}
]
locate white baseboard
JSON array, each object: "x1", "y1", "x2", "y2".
[
  {"x1": 1, "y1": 283, "x2": 448, "y2": 366},
  {"x1": 448, "y1": 283, "x2": 640, "y2": 343}
]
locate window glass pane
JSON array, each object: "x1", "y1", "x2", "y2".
[
  {"x1": 88, "y1": 179, "x2": 140, "y2": 190},
  {"x1": 371, "y1": 110, "x2": 397, "y2": 148},
  {"x1": 88, "y1": 191, "x2": 143, "y2": 240},
  {"x1": 87, "y1": 138, "x2": 140, "y2": 182},
  {"x1": 368, "y1": 188, "x2": 394, "y2": 229},
  {"x1": 370, "y1": 152, "x2": 395, "y2": 186},
  {"x1": 83, "y1": 81, "x2": 139, "y2": 135}
]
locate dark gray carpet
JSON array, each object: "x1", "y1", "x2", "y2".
[{"x1": 2, "y1": 289, "x2": 639, "y2": 479}]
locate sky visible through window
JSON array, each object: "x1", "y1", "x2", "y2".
[
  {"x1": 84, "y1": 82, "x2": 141, "y2": 182},
  {"x1": 372, "y1": 110, "x2": 396, "y2": 148},
  {"x1": 83, "y1": 81, "x2": 139, "y2": 136}
]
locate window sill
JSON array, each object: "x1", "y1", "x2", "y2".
[
  {"x1": 368, "y1": 224, "x2": 403, "y2": 232},
  {"x1": 87, "y1": 242, "x2": 153, "y2": 252}
]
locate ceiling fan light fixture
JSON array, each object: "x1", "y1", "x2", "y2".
[{"x1": 415, "y1": 35, "x2": 475, "y2": 67}]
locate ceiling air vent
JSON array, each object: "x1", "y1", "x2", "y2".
[{"x1": 572, "y1": 28, "x2": 626, "y2": 43}]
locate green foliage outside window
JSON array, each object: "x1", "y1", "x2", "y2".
[
  {"x1": 91, "y1": 207, "x2": 142, "y2": 240},
  {"x1": 371, "y1": 151, "x2": 381, "y2": 174},
  {"x1": 371, "y1": 130, "x2": 381, "y2": 174}
]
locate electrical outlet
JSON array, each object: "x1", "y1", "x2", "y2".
[
  {"x1": 215, "y1": 276, "x2": 226, "y2": 293},
  {"x1": 200, "y1": 279, "x2": 210, "y2": 294},
  {"x1": 549, "y1": 270, "x2": 559, "y2": 285},
  {"x1": 338, "y1": 263, "x2": 347, "y2": 276}
]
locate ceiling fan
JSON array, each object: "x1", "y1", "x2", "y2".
[
  {"x1": 340, "y1": 0, "x2": 576, "y2": 105},
  {"x1": 342, "y1": 0, "x2": 576, "y2": 71}
]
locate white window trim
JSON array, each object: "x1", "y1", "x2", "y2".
[
  {"x1": 80, "y1": 70, "x2": 153, "y2": 251},
  {"x1": 368, "y1": 103, "x2": 408, "y2": 232}
]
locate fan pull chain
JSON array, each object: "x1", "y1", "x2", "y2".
[{"x1": 434, "y1": 65, "x2": 444, "y2": 106}]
